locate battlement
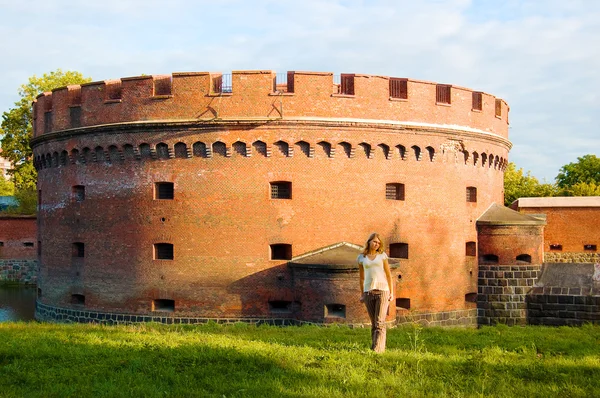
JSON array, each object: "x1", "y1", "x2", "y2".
[{"x1": 32, "y1": 70, "x2": 509, "y2": 139}]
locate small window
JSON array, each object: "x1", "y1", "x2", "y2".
[
  {"x1": 390, "y1": 243, "x2": 409, "y2": 259},
  {"x1": 466, "y1": 242, "x2": 476, "y2": 257},
  {"x1": 270, "y1": 244, "x2": 292, "y2": 260},
  {"x1": 38, "y1": 241, "x2": 41, "y2": 256},
  {"x1": 270, "y1": 181, "x2": 291, "y2": 199},
  {"x1": 269, "y1": 300, "x2": 292, "y2": 313},
  {"x1": 37, "y1": 288, "x2": 42, "y2": 298},
  {"x1": 465, "y1": 293, "x2": 477, "y2": 303},
  {"x1": 44, "y1": 111, "x2": 52, "y2": 133},
  {"x1": 152, "y1": 299, "x2": 175, "y2": 312},
  {"x1": 386, "y1": 183, "x2": 405, "y2": 201},
  {"x1": 389, "y1": 78, "x2": 408, "y2": 99},
  {"x1": 436, "y1": 84, "x2": 451, "y2": 104},
  {"x1": 23, "y1": 242, "x2": 34, "y2": 247},
  {"x1": 472, "y1": 92, "x2": 482, "y2": 111},
  {"x1": 0, "y1": 242, "x2": 4, "y2": 247},
  {"x1": 72, "y1": 185, "x2": 85, "y2": 202},
  {"x1": 466, "y1": 187, "x2": 477, "y2": 203},
  {"x1": 481, "y1": 254, "x2": 499, "y2": 264},
  {"x1": 155, "y1": 182, "x2": 174, "y2": 200},
  {"x1": 70, "y1": 107, "x2": 82, "y2": 128},
  {"x1": 154, "y1": 243, "x2": 174, "y2": 260},
  {"x1": 549, "y1": 244, "x2": 562, "y2": 251},
  {"x1": 324, "y1": 304, "x2": 346, "y2": 318},
  {"x1": 516, "y1": 254, "x2": 532, "y2": 263},
  {"x1": 212, "y1": 74, "x2": 232, "y2": 94},
  {"x1": 72, "y1": 242, "x2": 84, "y2": 258},
  {"x1": 396, "y1": 298, "x2": 410, "y2": 309},
  {"x1": 584, "y1": 244, "x2": 597, "y2": 251},
  {"x1": 338, "y1": 74, "x2": 354, "y2": 95},
  {"x1": 495, "y1": 99, "x2": 502, "y2": 117},
  {"x1": 71, "y1": 294, "x2": 85, "y2": 305}
]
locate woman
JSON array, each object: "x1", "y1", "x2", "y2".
[{"x1": 358, "y1": 232, "x2": 394, "y2": 353}]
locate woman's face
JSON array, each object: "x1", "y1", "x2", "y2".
[{"x1": 369, "y1": 237, "x2": 381, "y2": 251}]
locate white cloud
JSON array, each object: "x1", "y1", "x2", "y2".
[{"x1": 0, "y1": 0, "x2": 598, "y2": 181}]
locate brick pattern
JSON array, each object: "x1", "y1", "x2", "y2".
[
  {"x1": 477, "y1": 265, "x2": 542, "y2": 325},
  {"x1": 0, "y1": 260, "x2": 38, "y2": 284},
  {"x1": 527, "y1": 294, "x2": 600, "y2": 326},
  {"x1": 0, "y1": 217, "x2": 37, "y2": 260}
]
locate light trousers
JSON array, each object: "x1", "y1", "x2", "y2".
[{"x1": 363, "y1": 289, "x2": 390, "y2": 352}]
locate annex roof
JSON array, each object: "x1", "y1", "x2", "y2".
[
  {"x1": 477, "y1": 203, "x2": 546, "y2": 226},
  {"x1": 512, "y1": 196, "x2": 600, "y2": 208}
]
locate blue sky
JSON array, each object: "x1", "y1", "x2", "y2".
[{"x1": 1, "y1": 0, "x2": 598, "y2": 181}]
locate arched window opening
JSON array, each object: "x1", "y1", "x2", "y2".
[
  {"x1": 481, "y1": 254, "x2": 499, "y2": 264},
  {"x1": 212, "y1": 141, "x2": 227, "y2": 157},
  {"x1": 516, "y1": 254, "x2": 531, "y2": 263},
  {"x1": 339, "y1": 142, "x2": 352, "y2": 158},
  {"x1": 425, "y1": 146, "x2": 435, "y2": 162},
  {"x1": 317, "y1": 141, "x2": 331, "y2": 157},
  {"x1": 233, "y1": 141, "x2": 247, "y2": 157},
  {"x1": 252, "y1": 140, "x2": 267, "y2": 157},
  {"x1": 174, "y1": 142, "x2": 188, "y2": 158},
  {"x1": 274, "y1": 140, "x2": 289, "y2": 157},
  {"x1": 295, "y1": 141, "x2": 310, "y2": 157},
  {"x1": 411, "y1": 145, "x2": 421, "y2": 161},
  {"x1": 359, "y1": 142, "x2": 371, "y2": 158}
]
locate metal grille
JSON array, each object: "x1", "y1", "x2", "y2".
[
  {"x1": 271, "y1": 182, "x2": 291, "y2": 199},
  {"x1": 436, "y1": 84, "x2": 451, "y2": 104},
  {"x1": 213, "y1": 74, "x2": 232, "y2": 93},
  {"x1": 155, "y1": 182, "x2": 174, "y2": 200},
  {"x1": 389, "y1": 78, "x2": 408, "y2": 99},
  {"x1": 472, "y1": 92, "x2": 482, "y2": 111},
  {"x1": 274, "y1": 72, "x2": 294, "y2": 93},
  {"x1": 466, "y1": 187, "x2": 477, "y2": 203},
  {"x1": 386, "y1": 183, "x2": 405, "y2": 200},
  {"x1": 154, "y1": 243, "x2": 174, "y2": 260}
]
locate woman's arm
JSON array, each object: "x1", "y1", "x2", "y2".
[
  {"x1": 383, "y1": 258, "x2": 394, "y2": 301},
  {"x1": 359, "y1": 259, "x2": 365, "y2": 302}
]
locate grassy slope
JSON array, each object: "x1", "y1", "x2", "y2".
[{"x1": 0, "y1": 322, "x2": 599, "y2": 397}]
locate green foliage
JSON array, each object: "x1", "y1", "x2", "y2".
[
  {"x1": 0, "y1": 322, "x2": 599, "y2": 397},
  {"x1": 504, "y1": 162, "x2": 558, "y2": 206},
  {"x1": 0, "y1": 175, "x2": 14, "y2": 195},
  {"x1": 1, "y1": 188, "x2": 37, "y2": 215},
  {"x1": 556, "y1": 154, "x2": 600, "y2": 189},
  {"x1": 560, "y1": 181, "x2": 600, "y2": 196},
  {"x1": 0, "y1": 69, "x2": 92, "y2": 190}
]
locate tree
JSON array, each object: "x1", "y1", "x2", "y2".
[
  {"x1": 560, "y1": 181, "x2": 600, "y2": 196},
  {"x1": 0, "y1": 69, "x2": 92, "y2": 190},
  {"x1": 503, "y1": 162, "x2": 558, "y2": 206},
  {"x1": 556, "y1": 154, "x2": 600, "y2": 189},
  {"x1": 0, "y1": 175, "x2": 14, "y2": 196}
]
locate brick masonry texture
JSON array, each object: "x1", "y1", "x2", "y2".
[
  {"x1": 0, "y1": 216, "x2": 37, "y2": 260},
  {"x1": 544, "y1": 252, "x2": 600, "y2": 263},
  {"x1": 31, "y1": 70, "x2": 511, "y2": 325}
]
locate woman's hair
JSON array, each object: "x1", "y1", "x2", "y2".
[{"x1": 362, "y1": 232, "x2": 385, "y2": 255}]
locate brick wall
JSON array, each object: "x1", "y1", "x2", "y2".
[{"x1": 0, "y1": 216, "x2": 37, "y2": 260}]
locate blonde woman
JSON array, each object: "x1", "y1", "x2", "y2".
[{"x1": 357, "y1": 232, "x2": 394, "y2": 352}]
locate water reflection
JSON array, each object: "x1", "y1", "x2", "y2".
[{"x1": 0, "y1": 285, "x2": 37, "y2": 322}]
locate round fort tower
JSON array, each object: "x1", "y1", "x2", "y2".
[{"x1": 31, "y1": 70, "x2": 510, "y2": 325}]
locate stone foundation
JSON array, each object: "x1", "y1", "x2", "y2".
[
  {"x1": 544, "y1": 252, "x2": 600, "y2": 263},
  {"x1": 527, "y1": 290, "x2": 600, "y2": 326},
  {"x1": 0, "y1": 259, "x2": 38, "y2": 284},
  {"x1": 477, "y1": 264, "x2": 542, "y2": 325},
  {"x1": 396, "y1": 308, "x2": 478, "y2": 327}
]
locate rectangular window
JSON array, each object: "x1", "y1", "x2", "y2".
[
  {"x1": 70, "y1": 107, "x2": 82, "y2": 128},
  {"x1": 324, "y1": 303, "x2": 346, "y2": 318},
  {"x1": 466, "y1": 187, "x2": 477, "y2": 203},
  {"x1": 152, "y1": 299, "x2": 175, "y2": 312},
  {"x1": 212, "y1": 74, "x2": 232, "y2": 94},
  {"x1": 436, "y1": 84, "x2": 451, "y2": 104},
  {"x1": 495, "y1": 99, "x2": 502, "y2": 117},
  {"x1": 154, "y1": 243, "x2": 174, "y2": 260},
  {"x1": 386, "y1": 183, "x2": 405, "y2": 201},
  {"x1": 338, "y1": 74, "x2": 355, "y2": 95},
  {"x1": 44, "y1": 112, "x2": 52, "y2": 133},
  {"x1": 270, "y1": 244, "x2": 292, "y2": 260},
  {"x1": 72, "y1": 185, "x2": 85, "y2": 202},
  {"x1": 389, "y1": 78, "x2": 408, "y2": 99},
  {"x1": 466, "y1": 242, "x2": 476, "y2": 256},
  {"x1": 396, "y1": 298, "x2": 410, "y2": 309},
  {"x1": 72, "y1": 242, "x2": 85, "y2": 258},
  {"x1": 584, "y1": 244, "x2": 597, "y2": 251},
  {"x1": 270, "y1": 181, "x2": 291, "y2": 199},
  {"x1": 71, "y1": 294, "x2": 85, "y2": 305},
  {"x1": 268, "y1": 300, "x2": 292, "y2": 313},
  {"x1": 472, "y1": 92, "x2": 482, "y2": 111},
  {"x1": 549, "y1": 244, "x2": 562, "y2": 251},
  {"x1": 23, "y1": 242, "x2": 34, "y2": 247},
  {"x1": 155, "y1": 182, "x2": 174, "y2": 200},
  {"x1": 390, "y1": 243, "x2": 409, "y2": 259}
]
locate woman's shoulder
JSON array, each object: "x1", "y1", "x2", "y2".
[
  {"x1": 356, "y1": 253, "x2": 365, "y2": 261},
  {"x1": 379, "y1": 252, "x2": 388, "y2": 260}
]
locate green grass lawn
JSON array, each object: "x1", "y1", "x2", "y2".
[{"x1": 0, "y1": 322, "x2": 599, "y2": 397}]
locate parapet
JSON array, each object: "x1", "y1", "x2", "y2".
[{"x1": 32, "y1": 70, "x2": 509, "y2": 139}]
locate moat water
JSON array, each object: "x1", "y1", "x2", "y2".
[{"x1": 0, "y1": 285, "x2": 36, "y2": 322}]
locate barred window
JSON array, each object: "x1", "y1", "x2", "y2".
[
  {"x1": 466, "y1": 187, "x2": 477, "y2": 203},
  {"x1": 386, "y1": 183, "x2": 405, "y2": 201},
  {"x1": 270, "y1": 181, "x2": 291, "y2": 199},
  {"x1": 472, "y1": 92, "x2": 482, "y2": 111},
  {"x1": 436, "y1": 84, "x2": 451, "y2": 104},
  {"x1": 389, "y1": 78, "x2": 408, "y2": 99}
]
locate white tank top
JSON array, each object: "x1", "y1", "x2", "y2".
[{"x1": 357, "y1": 252, "x2": 389, "y2": 292}]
